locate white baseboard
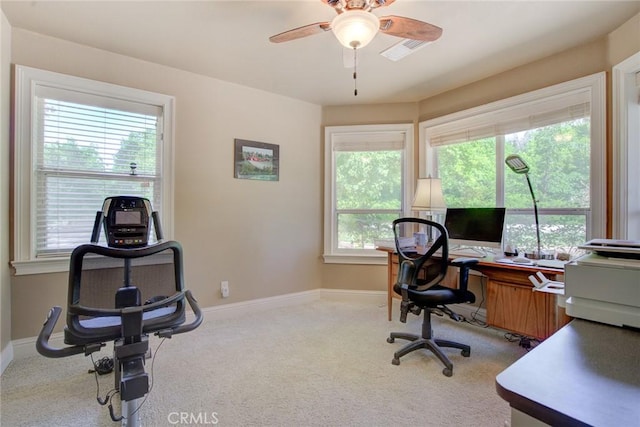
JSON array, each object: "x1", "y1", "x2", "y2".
[
  {"x1": 1, "y1": 341, "x2": 14, "y2": 375},
  {"x1": 5, "y1": 288, "x2": 385, "y2": 365}
]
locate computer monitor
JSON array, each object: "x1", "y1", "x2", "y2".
[{"x1": 444, "y1": 208, "x2": 506, "y2": 249}]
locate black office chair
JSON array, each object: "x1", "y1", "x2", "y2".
[{"x1": 387, "y1": 218, "x2": 479, "y2": 377}]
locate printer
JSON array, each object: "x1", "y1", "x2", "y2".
[{"x1": 564, "y1": 239, "x2": 640, "y2": 328}]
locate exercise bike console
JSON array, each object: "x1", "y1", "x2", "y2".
[{"x1": 91, "y1": 196, "x2": 163, "y2": 248}]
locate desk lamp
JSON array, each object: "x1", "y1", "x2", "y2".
[
  {"x1": 505, "y1": 154, "x2": 544, "y2": 260},
  {"x1": 412, "y1": 177, "x2": 447, "y2": 243}
]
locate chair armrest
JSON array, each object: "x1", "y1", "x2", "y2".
[{"x1": 450, "y1": 257, "x2": 480, "y2": 291}]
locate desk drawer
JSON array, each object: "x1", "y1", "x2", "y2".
[{"x1": 487, "y1": 279, "x2": 554, "y2": 340}]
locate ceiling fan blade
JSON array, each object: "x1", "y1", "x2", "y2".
[
  {"x1": 379, "y1": 15, "x2": 443, "y2": 41},
  {"x1": 269, "y1": 22, "x2": 332, "y2": 43}
]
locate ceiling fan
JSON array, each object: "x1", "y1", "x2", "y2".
[{"x1": 269, "y1": 0, "x2": 443, "y2": 50}]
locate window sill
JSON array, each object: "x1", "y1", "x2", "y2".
[
  {"x1": 323, "y1": 253, "x2": 388, "y2": 265},
  {"x1": 11, "y1": 252, "x2": 173, "y2": 276}
]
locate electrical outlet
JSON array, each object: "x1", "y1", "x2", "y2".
[{"x1": 220, "y1": 281, "x2": 229, "y2": 298}]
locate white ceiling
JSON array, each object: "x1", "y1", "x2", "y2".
[{"x1": 2, "y1": 1, "x2": 639, "y2": 106}]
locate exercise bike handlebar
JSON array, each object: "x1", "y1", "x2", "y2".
[
  {"x1": 37, "y1": 289, "x2": 204, "y2": 358},
  {"x1": 157, "y1": 290, "x2": 203, "y2": 338},
  {"x1": 36, "y1": 306, "x2": 91, "y2": 358}
]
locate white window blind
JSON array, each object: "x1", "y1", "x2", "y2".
[
  {"x1": 331, "y1": 131, "x2": 407, "y2": 151},
  {"x1": 426, "y1": 91, "x2": 591, "y2": 147}
]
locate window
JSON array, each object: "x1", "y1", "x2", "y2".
[
  {"x1": 324, "y1": 124, "x2": 413, "y2": 264},
  {"x1": 613, "y1": 52, "x2": 640, "y2": 240},
  {"x1": 420, "y1": 73, "x2": 605, "y2": 255},
  {"x1": 12, "y1": 65, "x2": 174, "y2": 275}
]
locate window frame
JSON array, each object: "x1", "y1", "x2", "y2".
[
  {"x1": 613, "y1": 51, "x2": 640, "y2": 240},
  {"x1": 419, "y1": 73, "x2": 606, "y2": 246},
  {"x1": 11, "y1": 65, "x2": 175, "y2": 275},
  {"x1": 323, "y1": 123, "x2": 414, "y2": 264}
]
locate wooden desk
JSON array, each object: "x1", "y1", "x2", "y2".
[
  {"x1": 378, "y1": 247, "x2": 571, "y2": 340},
  {"x1": 496, "y1": 319, "x2": 640, "y2": 426}
]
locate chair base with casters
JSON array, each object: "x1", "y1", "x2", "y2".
[
  {"x1": 387, "y1": 296, "x2": 472, "y2": 377},
  {"x1": 387, "y1": 217, "x2": 479, "y2": 377}
]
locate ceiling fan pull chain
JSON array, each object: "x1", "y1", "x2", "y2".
[{"x1": 353, "y1": 47, "x2": 358, "y2": 96}]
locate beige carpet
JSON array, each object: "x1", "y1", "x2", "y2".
[{"x1": 1, "y1": 299, "x2": 525, "y2": 426}]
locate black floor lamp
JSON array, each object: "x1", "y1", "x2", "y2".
[{"x1": 505, "y1": 154, "x2": 544, "y2": 260}]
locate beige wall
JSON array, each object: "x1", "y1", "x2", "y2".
[
  {"x1": 8, "y1": 29, "x2": 323, "y2": 340},
  {"x1": 417, "y1": 39, "x2": 608, "y2": 121},
  {"x1": 1, "y1": 10, "x2": 12, "y2": 366},
  {"x1": 607, "y1": 12, "x2": 640, "y2": 66}
]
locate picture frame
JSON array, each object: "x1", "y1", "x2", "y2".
[{"x1": 234, "y1": 139, "x2": 279, "y2": 181}]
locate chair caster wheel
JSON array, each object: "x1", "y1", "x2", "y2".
[
  {"x1": 442, "y1": 368, "x2": 453, "y2": 377},
  {"x1": 387, "y1": 337, "x2": 395, "y2": 343},
  {"x1": 392, "y1": 358, "x2": 400, "y2": 366},
  {"x1": 462, "y1": 349, "x2": 470, "y2": 357}
]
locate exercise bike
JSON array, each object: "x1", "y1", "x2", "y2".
[{"x1": 36, "y1": 196, "x2": 203, "y2": 426}]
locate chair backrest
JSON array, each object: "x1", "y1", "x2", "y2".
[
  {"x1": 64, "y1": 240, "x2": 187, "y2": 345},
  {"x1": 392, "y1": 218, "x2": 449, "y2": 289}
]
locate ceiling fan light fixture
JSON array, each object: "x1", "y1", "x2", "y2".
[{"x1": 331, "y1": 10, "x2": 380, "y2": 49}]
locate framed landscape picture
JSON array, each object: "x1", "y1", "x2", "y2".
[{"x1": 234, "y1": 139, "x2": 279, "y2": 181}]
